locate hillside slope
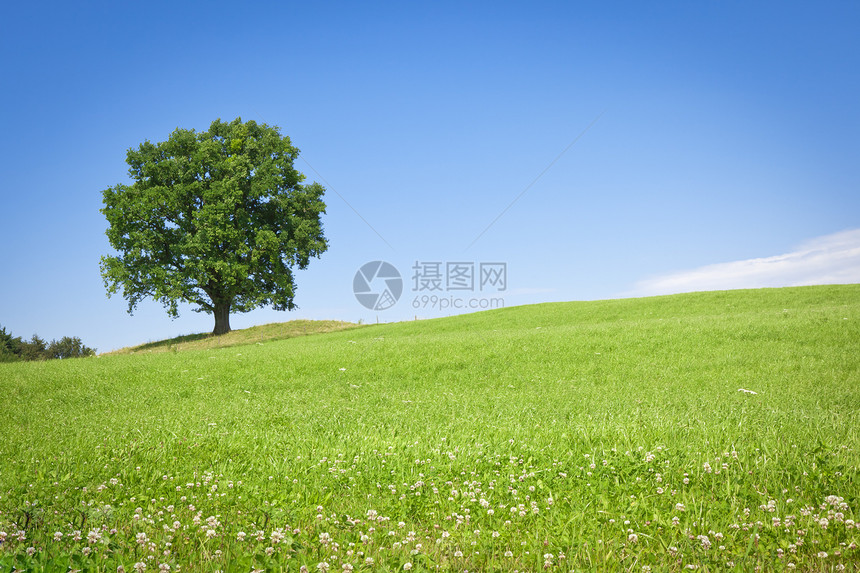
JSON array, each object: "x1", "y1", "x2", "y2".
[{"x1": 1, "y1": 285, "x2": 858, "y2": 571}]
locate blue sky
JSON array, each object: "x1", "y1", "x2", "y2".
[{"x1": 1, "y1": 1, "x2": 858, "y2": 352}]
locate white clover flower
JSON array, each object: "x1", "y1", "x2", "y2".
[{"x1": 628, "y1": 533, "x2": 638, "y2": 544}]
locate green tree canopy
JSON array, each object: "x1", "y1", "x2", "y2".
[{"x1": 100, "y1": 118, "x2": 328, "y2": 334}]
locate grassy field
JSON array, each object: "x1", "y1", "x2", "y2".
[{"x1": 1, "y1": 285, "x2": 858, "y2": 572}]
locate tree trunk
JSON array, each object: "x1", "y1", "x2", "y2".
[{"x1": 213, "y1": 299, "x2": 232, "y2": 335}]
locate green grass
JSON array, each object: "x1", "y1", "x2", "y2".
[{"x1": 1, "y1": 285, "x2": 858, "y2": 572}]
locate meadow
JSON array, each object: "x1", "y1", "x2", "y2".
[{"x1": 1, "y1": 285, "x2": 858, "y2": 572}]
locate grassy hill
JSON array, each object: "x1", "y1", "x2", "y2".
[
  {"x1": 1, "y1": 285, "x2": 858, "y2": 571},
  {"x1": 103, "y1": 319, "x2": 364, "y2": 355}
]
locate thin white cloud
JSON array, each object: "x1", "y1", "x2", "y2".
[{"x1": 627, "y1": 228, "x2": 860, "y2": 297}]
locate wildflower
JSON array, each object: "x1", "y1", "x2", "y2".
[
  {"x1": 504, "y1": 551, "x2": 513, "y2": 558},
  {"x1": 266, "y1": 547, "x2": 275, "y2": 556},
  {"x1": 136, "y1": 532, "x2": 148, "y2": 545},
  {"x1": 403, "y1": 564, "x2": 413, "y2": 571},
  {"x1": 342, "y1": 565, "x2": 354, "y2": 572},
  {"x1": 271, "y1": 529, "x2": 285, "y2": 544},
  {"x1": 818, "y1": 552, "x2": 828, "y2": 559},
  {"x1": 237, "y1": 531, "x2": 246, "y2": 542},
  {"x1": 26, "y1": 546, "x2": 36, "y2": 556},
  {"x1": 88, "y1": 529, "x2": 102, "y2": 544},
  {"x1": 317, "y1": 563, "x2": 330, "y2": 572},
  {"x1": 365, "y1": 558, "x2": 374, "y2": 565},
  {"x1": 134, "y1": 563, "x2": 147, "y2": 573},
  {"x1": 628, "y1": 533, "x2": 638, "y2": 544},
  {"x1": 675, "y1": 503, "x2": 686, "y2": 512},
  {"x1": 159, "y1": 565, "x2": 171, "y2": 572},
  {"x1": 454, "y1": 550, "x2": 463, "y2": 557},
  {"x1": 54, "y1": 531, "x2": 63, "y2": 541}
]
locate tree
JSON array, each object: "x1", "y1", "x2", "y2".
[
  {"x1": 19, "y1": 334, "x2": 48, "y2": 361},
  {"x1": 100, "y1": 118, "x2": 329, "y2": 335},
  {"x1": 46, "y1": 336, "x2": 95, "y2": 359},
  {"x1": 0, "y1": 325, "x2": 22, "y2": 362}
]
